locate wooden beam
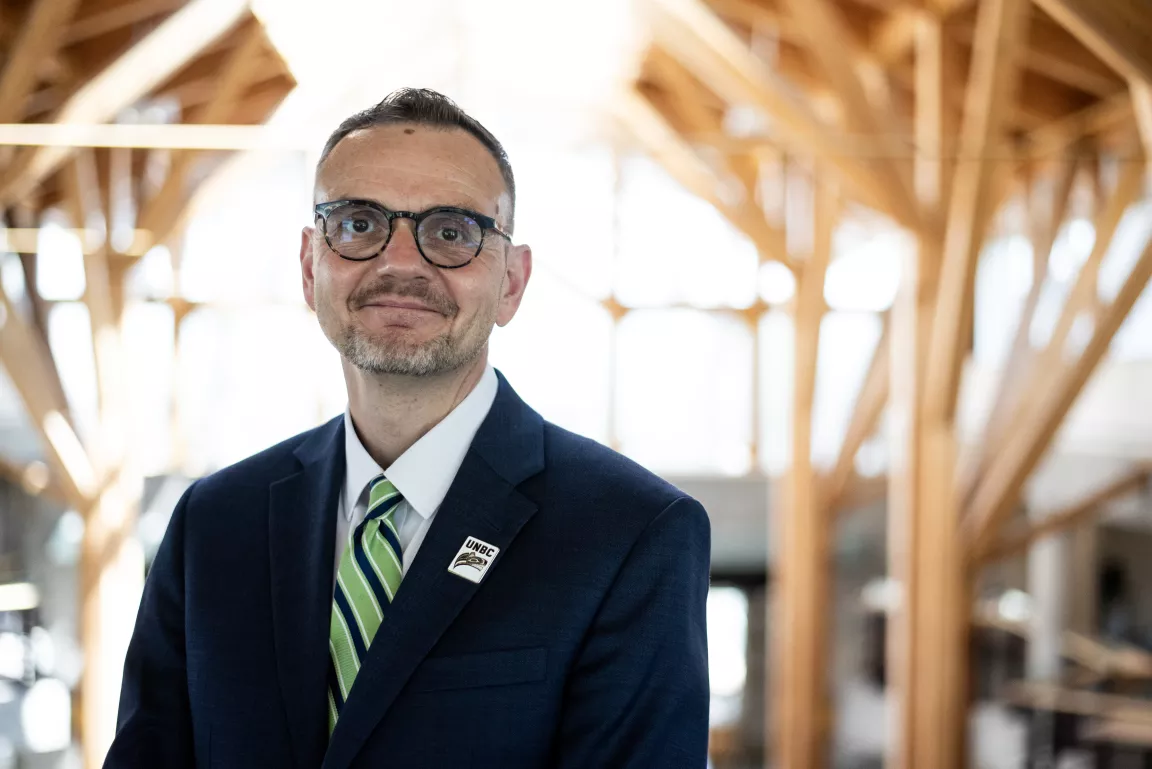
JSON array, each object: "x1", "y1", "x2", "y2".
[
  {"x1": 888, "y1": 10, "x2": 975, "y2": 766},
  {"x1": 1032, "y1": 0, "x2": 1152, "y2": 87},
  {"x1": 871, "y1": 0, "x2": 977, "y2": 65},
  {"x1": 828, "y1": 324, "x2": 889, "y2": 514},
  {"x1": 0, "y1": 283, "x2": 96, "y2": 511},
  {"x1": 998, "y1": 154, "x2": 1145, "y2": 447},
  {"x1": 963, "y1": 219, "x2": 1152, "y2": 557},
  {"x1": 616, "y1": 88, "x2": 790, "y2": 265},
  {"x1": 949, "y1": 11, "x2": 1125, "y2": 99},
  {"x1": 978, "y1": 468, "x2": 1149, "y2": 563},
  {"x1": 923, "y1": 0, "x2": 1029, "y2": 424},
  {"x1": 1027, "y1": 91, "x2": 1133, "y2": 161},
  {"x1": 1133, "y1": 82, "x2": 1152, "y2": 157},
  {"x1": 645, "y1": 50, "x2": 789, "y2": 265},
  {"x1": 959, "y1": 153, "x2": 1080, "y2": 502},
  {"x1": 651, "y1": 0, "x2": 921, "y2": 229},
  {"x1": 779, "y1": 0, "x2": 920, "y2": 230},
  {"x1": 0, "y1": 0, "x2": 84, "y2": 123},
  {"x1": 63, "y1": 0, "x2": 185, "y2": 46},
  {"x1": 137, "y1": 22, "x2": 266, "y2": 245},
  {"x1": 774, "y1": 177, "x2": 835, "y2": 769},
  {"x1": 710, "y1": 0, "x2": 798, "y2": 39},
  {"x1": 0, "y1": 122, "x2": 317, "y2": 150},
  {"x1": 0, "y1": 0, "x2": 251, "y2": 205}
]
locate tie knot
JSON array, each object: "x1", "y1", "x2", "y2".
[{"x1": 367, "y1": 475, "x2": 401, "y2": 515}]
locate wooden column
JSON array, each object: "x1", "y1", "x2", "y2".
[
  {"x1": 773, "y1": 177, "x2": 835, "y2": 769},
  {"x1": 889, "y1": 0, "x2": 1029, "y2": 763},
  {"x1": 65, "y1": 150, "x2": 146, "y2": 769}
]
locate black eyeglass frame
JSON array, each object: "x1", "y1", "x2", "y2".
[{"x1": 314, "y1": 199, "x2": 512, "y2": 269}]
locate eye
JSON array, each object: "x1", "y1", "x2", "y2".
[
  {"x1": 436, "y1": 226, "x2": 461, "y2": 242},
  {"x1": 342, "y1": 217, "x2": 377, "y2": 235}
]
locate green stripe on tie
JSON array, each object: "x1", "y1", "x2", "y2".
[{"x1": 328, "y1": 475, "x2": 404, "y2": 734}]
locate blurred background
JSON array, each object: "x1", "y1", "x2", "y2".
[{"x1": 1, "y1": 0, "x2": 1152, "y2": 766}]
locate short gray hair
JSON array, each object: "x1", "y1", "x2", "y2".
[{"x1": 319, "y1": 88, "x2": 516, "y2": 233}]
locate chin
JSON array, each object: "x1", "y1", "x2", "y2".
[{"x1": 340, "y1": 331, "x2": 460, "y2": 377}]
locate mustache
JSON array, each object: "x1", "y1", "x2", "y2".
[{"x1": 349, "y1": 277, "x2": 458, "y2": 316}]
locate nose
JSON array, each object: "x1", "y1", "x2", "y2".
[{"x1": 375, "y1": 217, "x2": 428, "y2": 274}]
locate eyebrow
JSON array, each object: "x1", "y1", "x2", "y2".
[{"x1": 320, "y1": 195, "x2": 495, "y2": 217}]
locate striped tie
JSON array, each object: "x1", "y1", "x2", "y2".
[{"x1": 328, "y1": 475, "x2": 404, "y2": 734}]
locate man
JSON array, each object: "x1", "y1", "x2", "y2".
[{"x1": 106, "y1": 88, "x2": 710, "y2": 769}]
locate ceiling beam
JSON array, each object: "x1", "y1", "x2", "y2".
[
  {"x1": 1027, "y1": 90, "x2": 1133, "y2": 158},
  {"x1": 1133, "y1": 82, "x2": 1152, "y2": 157},
  {"x1": 651, "y1": 0, "x2": 921, "y2": 230},
  {"x1": 977, "y1": 468, "x2": 1149, "y2": 564},
  {"x1": 645, "y1": 49, "x2": 790, "y2": 266},
  {"x1": 923, "y1": 0, "x2": 1029, "y2": 423},
  {"x1": 0, "y1": 122, "x2": 317, "y2": 150},
  {"x1": 63, "y1": 0, "x2": 186, "y2": 46},
  {"x1": 780, "y1": 0, "x2": 920, "y2": 230},
  {"x1": 870, "y1": 0, "x2": 977, "y2": 66},
  {"x1": 0, "y1": 0, "x2": 251, "y2": 206},
  {"x1": 137, "y1": 21, "x2": 266, "y2": 246},
  {"x1": 1031, "y1": 153, "x2": 1144, "y2": 379},
  {"x1": 0, "y1": 283, "x2": 96, "y2": 511},
  {"x1": 0, "y1": 0, "x2": 84, "y2": 124},
  {"x1": 963, "y1": 215, "x2": 1152, "y2": 557},
  {"x1": 616, "y1": 88, "x2": 790, "y2": 266},
  {"x1": 1032, "y1": 0, "x2": 1152, "y2": 87},
  {"x1": 958, "y1": 152, "x2": 1080, "y2": 501}
]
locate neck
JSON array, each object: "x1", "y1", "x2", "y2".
[{"x1": 344, "y1": 350, "x2": 489, "y2": 469}]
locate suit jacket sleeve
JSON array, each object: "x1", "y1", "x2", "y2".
[
  {"x1": 104, "y1": 481, "x2": 198, "y2": 769},
  {"x1": 554, "y1": 495, "x2": 711, "y2": 769}
]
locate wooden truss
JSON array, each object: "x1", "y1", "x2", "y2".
[
  {"x1": 621, "y1": 0, "x2": 1152, "y2": 766},
  {"x1": 0, "y1": 1, "x2": 294, "y2": 766}
]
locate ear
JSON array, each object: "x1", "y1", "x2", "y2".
[
  {"x1": 300, "y1": 226, "x2": 318, "y2": 312},
  {"x1": 496, "y1": 243, "x2": 532, "y2": 327}
]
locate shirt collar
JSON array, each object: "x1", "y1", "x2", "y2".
[{"x1": 342, "y1": 365, "x2": 499, "y2": 521}]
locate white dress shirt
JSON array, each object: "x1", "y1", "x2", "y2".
[{"x1": 334, "y1": 366, "x2": 499, "y2": 587}]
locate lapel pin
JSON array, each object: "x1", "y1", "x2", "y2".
[{"x1": 448, "y1": 536, "x2": 500, "y2": 584}]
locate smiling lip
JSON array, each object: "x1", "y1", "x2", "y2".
[{"x1": 361, "y1": 299, "x2": 442, "y2": 314}]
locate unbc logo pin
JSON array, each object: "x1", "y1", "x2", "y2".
[{"x1": 448, "y1": 537, "x2": 500, "y2": 584}]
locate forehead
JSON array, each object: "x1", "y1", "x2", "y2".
[{"x1": 316, "y1": 124, "x2": 509, "y2": 220}]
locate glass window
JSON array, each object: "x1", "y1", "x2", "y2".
[
  {"x1": 46, "y1": 302, "x2": 97, "y2": 444},
  {"x1": 813, "y1": 312, "x2": 883, "y2": 467},
  {"x1": 974, "y1": 234, "x2": 1033, "y2": 365},
  {"x1": 36, "y1": 213, "x2": 86, "y2": 302},
  {"x1": 758, "y1": 310, "x2": 793, "y2": 476},
  {"x1": 708, "y1": 585, "x2": 749, "y2": 727},
  {"x1": 489, "y1": 268, "x2": 612, "y2": 445},
  {"x1": 616, "y1": 309, "x2": 753, "y2": 474},
  {"x1": 179, "y1": 155, "x2": 311, "y2": 305},
  {"x1": 121, "y1": 302, "x2": 175, "y2": 477},
  {"x1": 176, "y1": 305, "x2": 330, "y2": 472},
  {"x1": 512, "y1": 148, "x2": 615, "y2": 301},
  {"x1": 614, "y1": 156, "x2": 758, "y2": 309}
]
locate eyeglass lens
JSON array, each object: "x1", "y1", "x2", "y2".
[{"x1": 323, "y1": 203, "x2": 484, "y2": 267}]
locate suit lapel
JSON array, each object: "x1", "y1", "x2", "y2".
[
  {"x1": 269, "y1": 416, "x2": 344, "y2": 769},
  {"x1": 322, "y1": 373, "x2": 545, "y2": 769}
]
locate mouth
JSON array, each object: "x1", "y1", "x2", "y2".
[{"x1": 360, "y1": 298, "x2": 444, "y2": 314}]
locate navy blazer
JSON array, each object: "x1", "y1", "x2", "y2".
[{"x1": 106, "y1": 373, "x2": 711, "y2": 769}]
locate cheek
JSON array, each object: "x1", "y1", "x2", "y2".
[
  {"x1": 315, "y1": 261, "x2": 358, "y2": 310},
  {"x1": 448, "y1": 270, "x2": 502, "y2": 319}
]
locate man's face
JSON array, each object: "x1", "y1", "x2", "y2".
[{"x1": 301, "y1": 124, "x2": 531, "y2": 377}]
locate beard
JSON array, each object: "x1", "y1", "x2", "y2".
[{"x1": 324, "y1": 275, "x2": 495, "y2": 377}]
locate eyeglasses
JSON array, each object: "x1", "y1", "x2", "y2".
[{"x1": 314, "y1": 199, "x2": 512, "y2": 269}]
